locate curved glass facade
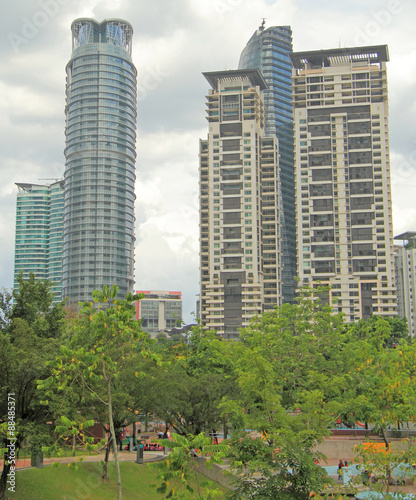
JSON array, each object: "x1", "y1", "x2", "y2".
[
  {"x1": 239, "y1": 25, "x2": 297, "y2": 304},
  {"x1": 63, "y1": 19, "x2": 137, "y2": 303}
]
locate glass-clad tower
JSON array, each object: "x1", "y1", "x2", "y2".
[
  {"x1": 14, "y1": 181, "x2": 64, "y2": 302},
  {"x1": 239, "y1": 24, "x2": 296, "y2": 304},
  {"x1": 63, "y1": 19, "x2": 137, "y2": 303}
]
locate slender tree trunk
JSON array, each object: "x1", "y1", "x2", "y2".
[
  {"x1": 381, "y1": 426, "x2": 390, "y2": 450},
  {"x1": 102, "y1": 435, "x2": 111, "y2": 482},
  {"x1": 0, "y1": 452, "x2": 11, "y2": 500},
  {"x1": 103, "y1": 360, "x2": 122, "y2": 500},
  {"x1": 223, "y1": 420, "x2": 228, "y2": 442}
]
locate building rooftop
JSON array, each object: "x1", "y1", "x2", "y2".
[
  {"x1": 394, "y1": 231, "x2": 416, "y2": 242},
  {"x1": 203, "y1": 69, "x2": 268, "y2": 91},
  {"x1": 290, "y1": 45, "x2": 389, "y2": 69}
]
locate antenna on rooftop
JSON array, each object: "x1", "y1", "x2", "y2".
[{"x1": 260, "y1": 18, "x2": 266, "y2": 31}]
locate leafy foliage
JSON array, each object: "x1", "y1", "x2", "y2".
[
  {"x1": 0, "y1": 274, "x2": 64, "y2": 499},
  {"x1": 152, "y1": 432, "x2": 227, "y2": 499},
  {"x1": 38, "y1": 285, "x2": 150, "y2": 500}
]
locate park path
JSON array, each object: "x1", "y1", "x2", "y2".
[{"x1": 0, "y1": 450, "x2": 164, "y2": 471}]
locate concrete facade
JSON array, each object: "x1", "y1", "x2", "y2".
[
  {"x1": 290, "y1": 45, "x2": 397, "y2": 321},
  {"x1": 199, "y1": 69, "x2": 281, "y2": 339},
  {"x1": 135, "y1": 290, "x2": 182, "y2": 337}
]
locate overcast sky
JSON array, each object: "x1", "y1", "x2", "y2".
[{"x1": 1, "y1": 0, "x2": 415, "y2": 322}]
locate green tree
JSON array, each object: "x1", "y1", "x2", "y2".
[
  {"x1": 152, "y1": 432, "x2": 227, "y2": 499},
  {"x1": 142, "y1": 326, "x2": 238, "y2": 437},
  {"x1": 38, "y1": 285, "x2": 149, "y2": 500},
  {"x1": 11, "y1": 271, "x2": 66, "y2": 339},
  {"x1": 221, "y1": 286, "x2": 349, "y2": 499},
  {"x1": 0, "y1": 289, "x2": 12, "y2": 329},
  {"x1": 352, "y1": 439, "x2": 416, "y2": 499},
  {"x1": 0, "y1": 276, "x2": 63, "y2": 499}
]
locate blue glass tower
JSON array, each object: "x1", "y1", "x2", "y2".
[
  {"x1": 14, "y1": 181, "x2": 64, "y2": 303},
  {"x1": 63, "y1": 19, "x2": 137, "y2": 303},
  {"x1": 239, "y1": 24, "x2": 296, "y2": 303}
]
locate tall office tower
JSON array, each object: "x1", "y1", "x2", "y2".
[
  {"x1": 394, "y1": 232, "x2": 416, "y2": 337},
  {"x1": 199, "y1": 69, "x2": 281, "y2": 339},
  {"x1": 290, "y1": 45, "x2": 397, "y2": 321},
  {"x1": 63, "y1": 19, "x2": 137, "y2": 303},
  {"x1": 134, "y1": 290, "x2": 183, "y2": 337},
  {"x1": 239, "y1": 23, "x2": 296, "y2": 304},
  {"x1": 14, "y1": 181, "x2": 64, "y2": 302}
]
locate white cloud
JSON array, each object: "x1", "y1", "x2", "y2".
[{"x1": 1, "y1": 0, "x2": 416, "y2": 320}]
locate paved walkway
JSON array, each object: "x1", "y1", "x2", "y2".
[{"x1": 1, "y1": 450, "x2": 165, "y2": 471}]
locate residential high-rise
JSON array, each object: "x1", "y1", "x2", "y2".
[
  {"x1": 63, "y1": 18, "x2": 137, "y2": 303},
  {"x1": 14, "y1": 181, "x2": 64, "y2": 302},
  {"x1": 290, "y1": 45, "x2": 397, "y2": 320},
  {"x1": 239, "y1": 23, "x2": 296, "y2": 304},
  {"x1": 199, "y1": 69, "x2": 281, "y2": 339},
  {"x1": 394, "y1": 232, "x2": 416, "y2": 337},
  {"x1": 135, "y1": 290, "x2": 183, "y2": 337}
]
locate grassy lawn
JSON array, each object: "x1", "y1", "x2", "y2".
[{"x1": 8, "y1": 461, "x2": 229, "y2": 499}]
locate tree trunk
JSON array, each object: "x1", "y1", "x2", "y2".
[
  {"x1": 223, "y1": 419, "x2": 228, "y2": 442},
  {"x1": 101, "y1": 435, "x2": 111, "y2": 482},
  {"x1": 381, "y1": 427, "x2": 390, "y2": 450},
  {"x1": 0, "y1": 452, "x2": 11, "y2": 500},
  {"x1": 107, "y1": 379, "x2": 122, "y2": 500}
]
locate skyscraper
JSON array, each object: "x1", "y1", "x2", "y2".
[
  {"x1": 14, "y1": 180, "x2": 64, "y2": 302},
  {"x1": 239, "y1": 23, "x2": 296, "y2": 304},
  {"x1": 199, "y1": 69, "x2": 281, "y2": 339},
  {"x1": 63, "y1": 19, "x2": 137, "y2": 303},
  {"x1": 290, "y1": 45, "x2": 397, "y2": 320}
]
